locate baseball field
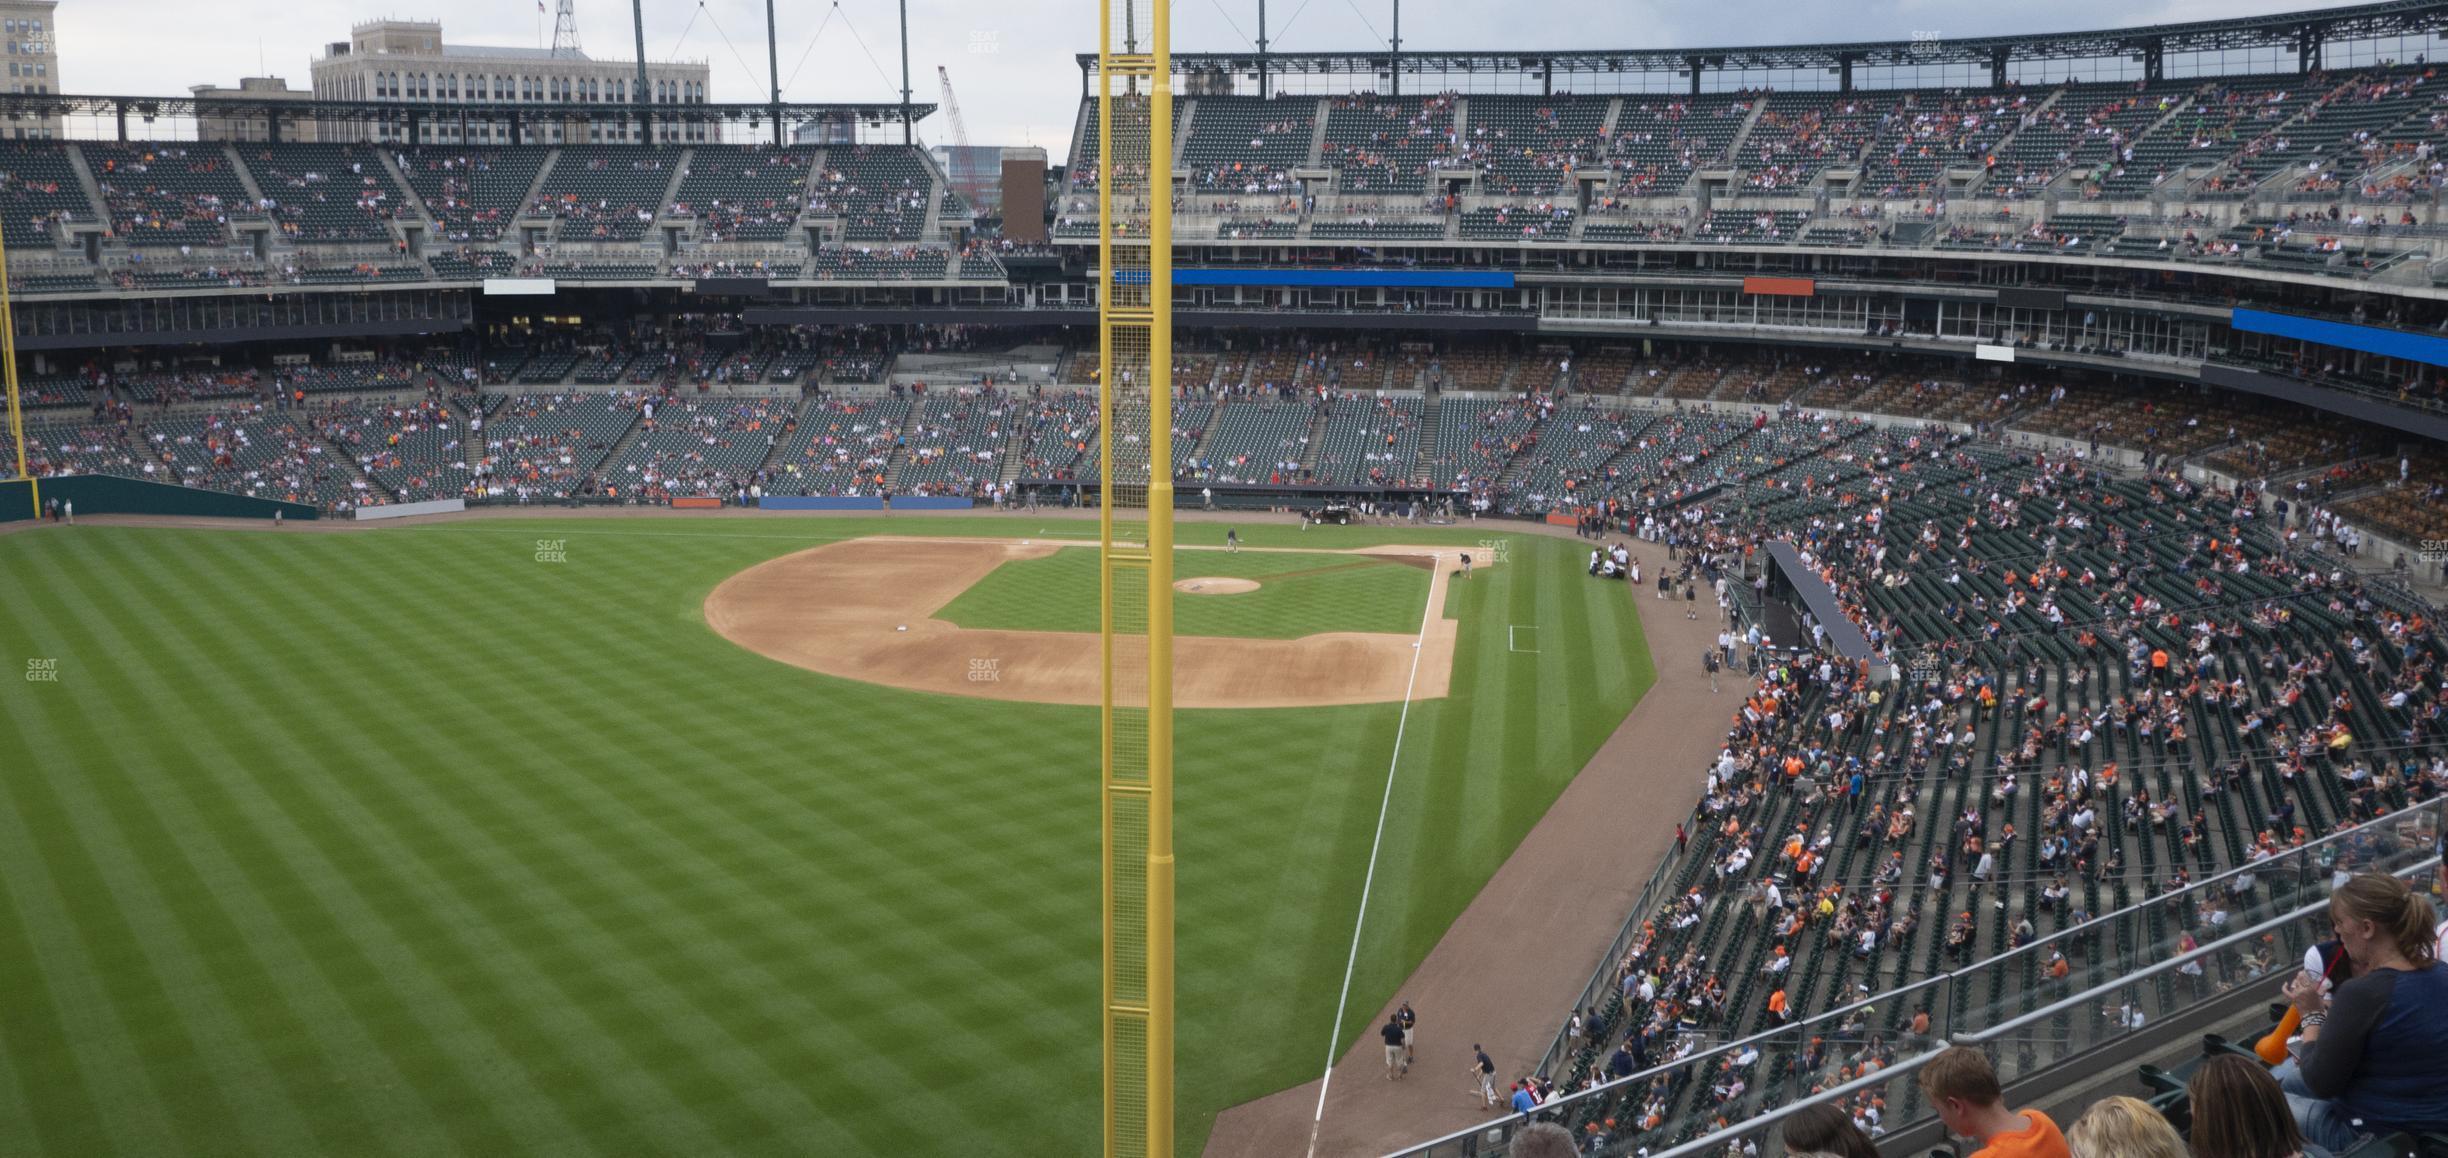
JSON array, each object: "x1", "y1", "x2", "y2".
[{"x1": 0, "y1": 513, "x2": 1653, "y2": 1156}]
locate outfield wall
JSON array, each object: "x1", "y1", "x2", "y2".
[
  {"x1": 760, "y1": 495, "x2": 976, "y2": 511},
  {"x1": 0, "y1": 475, "x2": 320, "y2": 522},
  {"x1": 356, "y1": 498, "x2": 466, "y2": 521}
]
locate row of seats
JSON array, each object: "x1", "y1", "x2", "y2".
[{"x1": 1534, "y1": 439, "x2": 2444, "y2": 1152}]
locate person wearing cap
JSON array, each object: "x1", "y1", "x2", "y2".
[
  {"x1": 1380, "y1": 1014, "x2": 1407, "y2": 1079},
  {"x1": 1510, "y1": 1080, "x2": 1538, "y2": 1116},
  {"x1": 1397, "y1": 1000, "x2": 1417, "y2": 1066}
]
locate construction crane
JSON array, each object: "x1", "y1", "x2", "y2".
[{"x1": 936, "y1": 66, "x2": 970, "y2": 150}]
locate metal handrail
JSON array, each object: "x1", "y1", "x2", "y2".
[
  {"x1": 1391, "y1": 796, "x2": 2443, "y2": 1158},
  {"x1": 1541, "y1": 794, "x2": 2433, "y2": 1079},
  {"x1": 1630, "y1": 855, "x2": 2440, "y2": 1158},
  {"x1": 1956, "y1": 853, "x2": 2441, "y2": 1046},
  {"x1": 1641, "y1": 1047, "x2": 1958, "y2": 1158}
]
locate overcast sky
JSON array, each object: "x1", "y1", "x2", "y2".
[{"x1": 54, "y1": 0, "x2": 2387, "y2": 153}]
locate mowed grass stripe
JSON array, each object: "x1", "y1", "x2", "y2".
[
  {"x1": 0, "y1": 570, "x2": 113, "y2": 1157},
  {"x1": 67, "y1": 531, "x2": 585, "y2": 1155},
  {"x1": 1, "y1": 540, "x2": 290, "y2": 1157},
  {"x1": 10, "y1": 535, "x2": 504, "y2": 1158},
  {"x1": 162, "y1": 532, "x2": 699, "y2": 1151},
  {"x1": 0, "y1": 519, "x2": 1653, "y2": 1158},
  {"x1": 123, "y1": 532, "x2": 719, "y2": 1151},
  {"x1": 234, "y1": 535, "x2": 823, "y2": 1153},
  {"x1": 383, "y1": 538, "x2": 1095, "y2": 1151},
  {"x1": 0, "y1": 549, "x2": 334, "y2": 1158}
]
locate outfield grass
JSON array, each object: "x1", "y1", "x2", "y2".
[
  {"x1": 937, "y1": 544, "x2": 1431, "y2": 638},
  {"x1": 0, "y1": 514, "x2": 1652, "y2": 1157}
]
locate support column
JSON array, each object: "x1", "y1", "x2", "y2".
[{"x1": 767, "y1": 0, "x2": 783, "y2": 145}]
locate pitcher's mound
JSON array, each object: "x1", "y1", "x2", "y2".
[{"x1": 1175, "y1": 576, "x2": 1260, "y2": 595}]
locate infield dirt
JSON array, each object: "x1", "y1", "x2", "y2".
[{"x1": 702, "y1": 536, "x2": 1483, "y2": 709}]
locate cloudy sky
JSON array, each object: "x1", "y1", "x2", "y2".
[{"x1": 53, "y1": 0, "x2": 2385, "y2": 152}]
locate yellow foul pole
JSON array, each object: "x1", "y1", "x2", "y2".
[
  {"x1": 0, "y1": 215, "x2": 35, "y2": 519},
  {"x1": 1098, "y1": 0, "x2": 1173, "y2": 1153}
]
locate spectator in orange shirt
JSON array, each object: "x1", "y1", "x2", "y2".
[{"x1": 1918, "y1": 1046, "x2": 2072, "y2": 1158}]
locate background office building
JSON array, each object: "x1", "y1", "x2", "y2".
[
  {"x1": 309, "y1": 19, "x2": 710, "y2": 145},
  {"x1": 0, "y1": 0, "x2": 59, "y2": 138}
]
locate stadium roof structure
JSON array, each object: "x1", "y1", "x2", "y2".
[
  {"x1": 1081, "y1": 0, "x2": 2448, "y2": 90},
  {"x1": 0, "y1": 91, "x2": 934, "y2": 141}
]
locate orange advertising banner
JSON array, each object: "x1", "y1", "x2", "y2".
[
  {"x1": 670, "y1": 497, "x2": 724, "y2": 509},
  {"x1": 1743, "y1": 276, "x2": 1816, "y2": 297}
]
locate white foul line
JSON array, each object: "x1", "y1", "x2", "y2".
[{"x1": 1306, "y1": 551, "x2": 1441, "y2": 1158}]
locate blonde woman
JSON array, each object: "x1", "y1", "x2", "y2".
[
  {"x1": 2066, "y1": 1096, "x2": 2185, "y2": 1158},
  {"x1": 2280, "y1": 872, "x2": 2448, "y2": 1150}
]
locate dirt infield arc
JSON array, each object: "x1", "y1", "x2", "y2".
[{"x1": 702, "y1": 536, "x2": 1483, "y2": 709}]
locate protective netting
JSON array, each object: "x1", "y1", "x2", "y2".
[{"x1": 1099, "y1": 7, "x2": 1172, "y2": 1154}]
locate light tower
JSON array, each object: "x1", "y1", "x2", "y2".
[{"x1": 551, "y1": 0, "x2": 582, "y2": 58}]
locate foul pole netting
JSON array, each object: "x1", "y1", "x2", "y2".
[{"x1": 1097, "y1": 0, "x2": 1174, "y2": 1154}]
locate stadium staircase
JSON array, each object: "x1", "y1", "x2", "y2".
[
  {"x1": 879, "y1": 397, "x2": 927, "y2": 487},
  {"x1": 1417, "y1": 394, "x2": 1443, "y2": 479},
  {"x1": 1297, "y1": 405, "x2": 1330, "y2": 477},
  {"x1": 224, "y1": 144, "x2": 269, "y2": 214},
  {"x1": 1718, "y1": 97, "x2": 1773, "y2": 175},
  {"x1": 2060, "y1": 94, "x2": 2194, "y2": 194},
  {"x1": 62, "y1": 145, "x2": 107, "y2": 229},
  {"x1": 376, "y1": 149, "x2": 434, "y2": 227},
  {"x1": 513, "y1": 152, "x2": 561, "y2": 233},
  {"x1": 324, "y1": 438, "x2": 395, "y2": 503},
  {"x1": 993, "y1": 416, "x2": 1036, "y2": 490},
  {"x1": 1972, "y1": 87, "x2": 2067, "y2": 194},
  {"x1": 650, "y1": 150, "x2": 693, "y2": 228},
  {"x1": 752, "y1": 395, "x2": 820, "y2": 477},
  {"x1": 1173, "y1": 99, "x2": 1196, "y2": 169},
  {"x1": 1305, "y1": 107, "x2": 1331, "y2": 168},
  {"x1": 1183, "y1": 395, "x2": 1228, "y2": 469},
  {"x1": 2191, "y1": 79, "x2": 2356, "y2": 198},
  {"x1": 1702, "y1": 365, "x2": 1742, "y2": 401}
]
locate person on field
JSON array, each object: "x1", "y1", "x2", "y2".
[
  {"x1": 1225, "y1": 528, "x2": 1239, "y2": 553},
  {"x1": 1381, "y1": 1015, "x2": 1407, "y2": 1079},
  {"x1": 1397, "y1": 1001, "x2": 1417, "y2": 1066},
  {"x1": 1460, "y1": 552, "x2": 1473, "y2": 579},
  {"x1": 1470, "y1": 1044, "x2": 1498, "y2": 1106}
]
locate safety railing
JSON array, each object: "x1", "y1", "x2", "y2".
[
  {"x1": 1387, "y1": 796, "x2": 2443, "y2": 1158},
  {"x1": 1625, "y1": 848, "x2": 2440, "y2": 1158}
]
